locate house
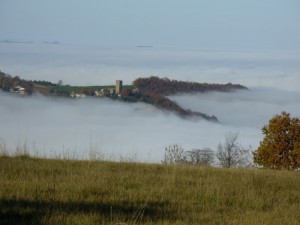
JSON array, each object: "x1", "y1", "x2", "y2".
[
  {"x1": 94, "y1": 90, "x2": 104, "y2": 97},
  {"x1": 131, "y1": 88, "x2": 139, "y2": 94},
  {"x1": 69, "y1": 92, "x2": 86, "y2": 98},
  {"x1": 108, "y1": 88, "x2": 115, "y2": 94},
  {"x1": 15, "y1": 86, "x2": 25, "y2": 92},
  {"x1": 10, "y1": 86, "x2": 27, "y2": 96}
]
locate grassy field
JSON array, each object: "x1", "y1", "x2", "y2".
[{"x1": 1, "y1": 156, "x2": 300, "y2": 225}]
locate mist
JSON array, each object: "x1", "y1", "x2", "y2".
[
  {"x1": 0, "y1": 43, "x2": 300, "y2": 162},
  {"x1": 1, "y1": 43, "x2": 300, "y2": 89},
  {"x1": 170, "y1": 88, "x2": 300, "y2": 128},
  {"x1": 0, "y1": 93, "x2": 238, "y2": 162}
]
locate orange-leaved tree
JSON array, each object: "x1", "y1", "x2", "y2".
[{"x1": 253, "y1": 112, "x2": 300, "y2": 170}]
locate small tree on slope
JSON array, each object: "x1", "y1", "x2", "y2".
[
  {"x1": 162, "y1": 144, "x2": 186, "y2": 165},
  {"x1": 253, "y1": 112, "x2": 300, "y2": 170},
  {"x1": 216, "y1": 132, "x2": 252, "y2": 168}
]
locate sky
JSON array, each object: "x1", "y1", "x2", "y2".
[
  {"x1": 0, "y1": 0, "x2": 300, "y2": 163},
  {"x1": 1, "y1": 0, "x2": 300, "y2": 49}
]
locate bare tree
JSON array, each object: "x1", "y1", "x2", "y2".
[
  {"x1": 216, "y1": 132, "x2": 252, "y2": 168},
  {"x1": 186, "y1": 148, "x2": 215, "y2": 166},
  {"x1": 162, "y1": 144, "x2": 186, "y2": 165}
]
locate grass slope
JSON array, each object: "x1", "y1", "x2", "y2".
[{"x1": 1, "y1": 156, "x2": 300, "y2": 225}]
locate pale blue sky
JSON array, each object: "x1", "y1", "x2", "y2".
[{"x1": 0, "y1": 0, "x2": 300, "y2": 49}]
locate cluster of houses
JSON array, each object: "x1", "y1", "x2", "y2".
[
  {"x1": 9, "y1": 86, "x2": 27, "y2": 96},
  {"x1": 68, "y1": 80, "x2": 138, "y2": 99},
  {"x1": 69, "y1": 87, "x2": 116, "y2": 98},
  {"x1": 94, "y1": 88, "x2": 116, "y2": 97},
  {"x1": 2, "y1": 78, "x2": 141, "y2": 99},
  {"x1": 69, "y1": 92, "x2": 87, "y2": 98}
]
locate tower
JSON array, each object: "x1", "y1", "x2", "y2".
[{"x1": 116, "y1": 80, "x2": 122, "y2": 95}]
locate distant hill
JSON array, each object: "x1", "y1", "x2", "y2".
[
  {"x1": 0, "y1": 39, "x2": 60, "y2": 44},
  {"x1": 132, "y1": 76, "x2": 248, "y2": 121},
  {"x1": 133, "y1": 76, "x2": 247, "y2": 95},
  {"x1": 0, "y1": 70, "x2": 248, "y2": 122}
]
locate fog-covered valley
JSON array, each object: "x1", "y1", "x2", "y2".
[{"x1": 1, "y1": 43, "x2": 300, "y2": 162}]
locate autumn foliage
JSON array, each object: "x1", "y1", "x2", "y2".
[{"x1": 253, "y1": 112, "x2": 300, "y2": 170}]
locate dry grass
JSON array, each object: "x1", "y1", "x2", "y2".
[{"x1": 1, "y1": 156, "x2": 300, "y2": 225}]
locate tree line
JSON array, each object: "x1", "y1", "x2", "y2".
[
  {"x1": 133, "y1": 76, "x2": 247, "y2": 96},
  {"x1": 0, "y1": 71, "x2": 34, "y2": 94},
  {"x1": 132, "y1": 76, "x2": 248, "y2": 121},
  {"x1": 0, "y1": 70, "x2": 59, "y2": 94},
  {"x1": 163, "y1": 112, "x2": 300, "y2": 170},
  {"x1": 162, "y1": 132, "x2": 252, "y2": 168}
]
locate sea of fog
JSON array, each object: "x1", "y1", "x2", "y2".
[{"x1": 0, "y1": 43, "x2": 300, "y2": 162}]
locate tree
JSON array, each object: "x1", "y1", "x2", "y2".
[
  {"x1": 216, "y1": 132, "x2": 252, "y2": 168},
  {"x1": 186, "y1": 148, "x2": 215, "y2": 166},
  {"x1": 121, "y1": 88, "x2": 129, "y2": 97},
  {"x1": 162, "y1": 144, "x2": 186, "y2": 165},
  {"x1": 253, "y1": 112, "x2": 300, "y2": 170},
  {"x1": 80, "y1": 88, "x2": 93, "y2": 96},
  {"x1": 57, "y1": 80, "x2": 63, "y2": 86},
  {"x1": 12, "y1": 76, "x2": 21, "y2": 87},
  {"x1": 1, "y1": 78, "x2": 10, "y2": 91}
]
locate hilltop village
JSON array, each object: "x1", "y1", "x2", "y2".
[
  {"x1": 69, "y1": 80, "x2": 138, "y2": 99},
  {"x1": 0, "y1": 70, "x2": 248, "y2": 121},
  {"x1": 0, "y1": 70, "x2": 133, "y2": 98}
]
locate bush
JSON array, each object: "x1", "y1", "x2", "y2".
[{"x1": 161, "y1": 144, "x2": 186, "y2": 165}]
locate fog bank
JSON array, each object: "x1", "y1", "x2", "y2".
[
  {"x1": 0, "y1": 43, "x2": 300, "y2": 162},
  {"x1": 1, "y1": 43, "x2": 300, "y2": 90},
  {"x1": 1, "y1": 93, "x2": 251, "y2": 162}
]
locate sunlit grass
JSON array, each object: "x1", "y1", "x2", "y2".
[{"x1": 1, "y1": 156, "x2": 300, "y2": 224}]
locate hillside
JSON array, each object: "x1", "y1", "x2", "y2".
[
  {"x1": 133, "y1": 76, "x2": 248, "y2": 95},
  {"x1": 132, "y1": 77, "x2": 247, "y2": 121},
  {"x1": 0, "y1": 70, "x2": 247, "y2": 122},
  {"x1": 1, "y1": 156, "x2": 300, "y2": 225}
]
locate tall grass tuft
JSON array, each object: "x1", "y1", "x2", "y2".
[{"x1": 0, "y1": 138, "x2": 9, "y2": 157}]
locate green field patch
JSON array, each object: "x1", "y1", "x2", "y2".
[{"x1": 51, "y1": 85, "x2": 134, "y2": 94}]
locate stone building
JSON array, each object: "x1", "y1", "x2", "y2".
[{"x1": 116, "y1": 80, "x2": 122, "y2": 95}]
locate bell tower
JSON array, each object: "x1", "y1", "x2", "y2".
[{"x1": 116, "y1": 80, "x2": 122, "y2": 95}]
